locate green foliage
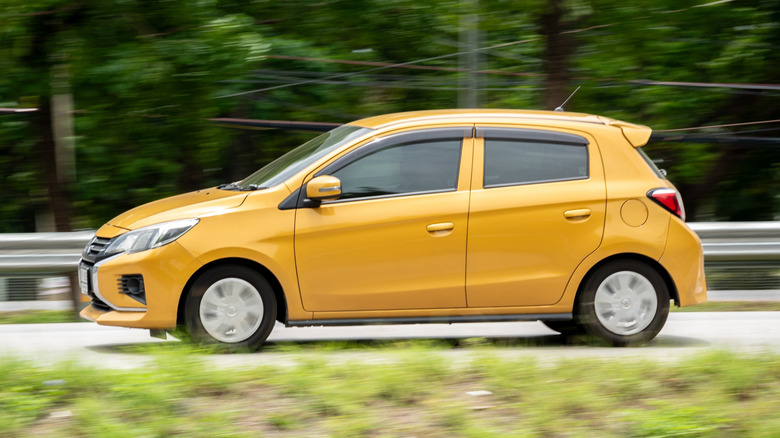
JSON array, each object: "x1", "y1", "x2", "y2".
[
  {"x1": 3, "y1": 351, "x2": 780, "y2": 436},
  {"x1": 1, "y1": 0, "x2": 778, "y2": 230},
  {"x1": 0, "y1": 310, "x2": 78, "y2": 324},
  {"x1": 0, "y1": 0, "x2": 267, "y2": 230}
]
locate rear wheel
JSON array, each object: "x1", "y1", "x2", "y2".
[
  {"x1": 577, "y1": 260, "x2": 669, "y2": 346},
  {"x1": 184, "y1": 265, "x2": 276, "y2": 351}
]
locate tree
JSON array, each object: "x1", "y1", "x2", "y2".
[
  {"x1": 0, "y1": 0, "x2": 267, "y2": 231},
  {"x1": 1, "y1": 0, "x2": 778, "y2": 227}
]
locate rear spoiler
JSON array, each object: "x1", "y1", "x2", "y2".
[{"x1": 609, "y1": 120, "x2": 652, "y2": 147}]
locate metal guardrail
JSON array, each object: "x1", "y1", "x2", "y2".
[
  {"x1": 0, "y1": 223, "x2": 777, "y2": 301},
  {"x1": 689, "y1": 222, "x2": 780, "y2": 261},
  {"x1": 0, "y1": 231, "x2": 94, "y2": 274},
  {"x1": 2, "y1": 223, "x2": 777, "y2": 270}
]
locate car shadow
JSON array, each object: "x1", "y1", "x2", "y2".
[{"x1": 84, "y1": 332, "x2": 710, "y2": 355}]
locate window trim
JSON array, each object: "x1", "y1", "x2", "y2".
[
  {"x1": 316, "y1": 127, "x2": 471, "y2": 176},
  {"x1": 476, "y1": 127, "x2": 588, "y2": 146},
  {"x1": 479, "y1": 128, "x2": 590, "y2": 189},
  {"x1": 314, "y1": 127, "x2": 470, "y2": 203},
  {"x1": 323, "y1": 187, "x2": 460, "y2": 204},
  {"x1": 483, "y1": 175, "x2": 589, "y2": 189}
]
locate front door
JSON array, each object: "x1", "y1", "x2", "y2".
[{"x1": 295, "y1": 128, "x2": 473, "y2": 312}]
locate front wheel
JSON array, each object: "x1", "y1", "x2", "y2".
[
  {"x1": 184, "y1": 265, "x2": 277, "y2": 351},
  {"x1": 577, "y1": 260, "x2": 670, "y2": 346}
]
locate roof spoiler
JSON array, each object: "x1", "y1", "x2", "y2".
[{"x1": 609, "y1": 120, "x2": 652, "y2": 147}]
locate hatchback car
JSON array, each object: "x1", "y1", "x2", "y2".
[{"x1": 79, "y1": 109, "x2": 707, "y2": 348}]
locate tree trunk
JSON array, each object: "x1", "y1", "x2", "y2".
[
  {"x1": 539, "y1": 0, "x2": 574, "y2": 111},
  {"x1": 36, "y1": 97, "x2": 73, "y2": 232},
  {"x1": 26, "y1": 13, "x2": 84, "y2": 319}
]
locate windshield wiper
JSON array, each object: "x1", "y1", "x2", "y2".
[
  {"x1": 217, "y1": 182, "x2": 241, "y2": 191},
  {"x1": 217, "y1": 182, "x2": 267, "y2": 191}
]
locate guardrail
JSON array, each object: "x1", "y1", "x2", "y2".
[
  {"x1": 690, "y1": 222, "x2": 780, "y2": 261},
  {"x1": 0, "y1": 223, "x2": 778, "y2": 302},
  {"x1": 0, "y1": 231, "x2": 94, "y2": 274}
]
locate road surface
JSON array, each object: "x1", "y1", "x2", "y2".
[{"x1": 1, "y1": 312, "x2": 779, "y2": 369}]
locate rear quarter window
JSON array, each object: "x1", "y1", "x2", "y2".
[{"x1": 637, "y1": 147, "x2": 667, "y2": 179}]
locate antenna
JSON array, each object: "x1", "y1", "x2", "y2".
[{"x1": 554, "y1": 86, "x2": 581, "y2": 112}]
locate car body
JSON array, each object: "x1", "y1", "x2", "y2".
[{"x1": 79, "y1": 109, "x2": 707, "y2": 347}]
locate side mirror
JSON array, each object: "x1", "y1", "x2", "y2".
[{"x1": 306, "y1": 175, "x2": 342, "y2": 201}]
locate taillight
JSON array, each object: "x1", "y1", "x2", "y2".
[{"x1": 647, "y1": 188, "x2": 686, "y2": 221}]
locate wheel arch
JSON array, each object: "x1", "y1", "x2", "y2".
[
  {"x1": 576, "y1": 253, "x2": 679, "y2": 308},
  {"x1": 176, "y1": 257, "x2": 289, "y2": 327}
]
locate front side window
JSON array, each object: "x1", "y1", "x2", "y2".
[
  {"x1": 484, "y1": 139, "x2": 588, "y2": 187},
  {"x1": 330, "y1": 139, "x2": 462, "y2": 200}
]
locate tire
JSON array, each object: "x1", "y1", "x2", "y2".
[
  {"x1": 184, "y1": 265, "x2": 277, "y2": 351},
  {"x1": 577, "y1": 260, "x2": 669, "y2": 347}
]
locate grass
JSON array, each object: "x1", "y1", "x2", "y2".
[
  {"x1": 0, "y1": 310, "x2": 80, "y2": 324},
  {"x1": 2, "y1": 350, "x2": 780, "y2": 437},
  {"x1": 672, "y1": 301, "x2": 780, "y2": 312}
]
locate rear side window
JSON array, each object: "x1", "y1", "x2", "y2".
[{"x1": 484, "y1": 139, "x2": 588, "y2": 187}]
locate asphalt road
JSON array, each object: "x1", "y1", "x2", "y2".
[{"x1": 1, "y1": 312, "x2": 779, "y2": 369}]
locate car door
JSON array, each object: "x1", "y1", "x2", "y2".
[
  {"x1": 466, "y1": 127, "x2": 606, "y2": 307},
  {"x1": 294, "y1": 127, "x2": 473, "y2": 312}
]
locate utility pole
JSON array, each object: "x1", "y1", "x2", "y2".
[{"x1": 458, "y1": 0, "x2": 481, "y2": 108}]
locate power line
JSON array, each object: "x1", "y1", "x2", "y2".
[
  {"x1": 656, "y1": 118, "x2": 780, "y2": 132},
  {"x1": 265, "y1": 55, "x2": 542, "y2": 77},
  {"x1": 213, "y1": 0, "x2": 746, "y2": 99},
  {"x1": 229, "y1": 68, "x2": 780, "y2": 95},
  {"x1": 215, "y1": 38, "x2": 539, "y2": 99},
  {"x1": 630, "y1": 80, "x2": 780, "y2": 92}
]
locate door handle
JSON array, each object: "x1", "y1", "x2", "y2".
[
  {"x1": 426, "y1": 222, "x2": 455, "y2": 232},
  {"x1": 563, "y1": 209, "x2": 592, "y2": 219}
]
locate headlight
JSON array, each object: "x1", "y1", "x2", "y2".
[{"x1": 103, "y1": 218, "x2": 199, "y2": 255}]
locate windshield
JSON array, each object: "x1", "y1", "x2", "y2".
[{"x1": 234, "y1": 125, "x2": 373, "y2": 190}]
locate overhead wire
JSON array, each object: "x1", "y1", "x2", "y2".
[
  {"x1": 214, "y1": 37, "x2": 539, "y2": 99},
  {"x1": 214, "y1": 0, "x2": 747, "y2": 100},
  {"x1": 656, "y1": 118, "x2": 780, "y2": 132},
  {"x1": 138, "y1": 0, "x2": 778, "y2": 133}
]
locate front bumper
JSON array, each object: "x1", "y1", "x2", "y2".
[{"x1": 79, "y1": 241, "x2": 202, "y2": 329}]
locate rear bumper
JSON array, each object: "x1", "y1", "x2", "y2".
[{"x1": 660, "y1": 218, "x2": 707, "y2": 306}]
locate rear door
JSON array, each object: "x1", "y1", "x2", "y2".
[{"x1": 466, "y1": 127, "x2": 606, "y2": 307}]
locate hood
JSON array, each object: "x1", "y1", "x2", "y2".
[{"x1": 105, "y1": 188, "x2": 250, "y2": 232}]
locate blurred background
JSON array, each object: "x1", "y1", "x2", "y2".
[
  {"x1": 1, "y1": 0, "x2": 779, "y2": 235},
  {"x1": 3, "y1": 0, "x2": 780, "y2": 304},
  {"x1": 1, "y1": 5, "x2": 779, "y2": 435}
]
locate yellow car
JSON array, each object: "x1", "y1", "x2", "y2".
[{"x1": 79, "y1": 109, "x2": 706, "y2": 348}]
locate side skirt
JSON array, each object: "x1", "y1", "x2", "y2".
[{"x1": 286, "y1": 313, "x2": 572, "y2": 327}]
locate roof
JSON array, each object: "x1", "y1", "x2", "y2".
[
  {"x1": 207, "y1": 109, "x2": 654, "y2": 148},
  {"x1": 347, "y1": 109, "x2": 606, "y2": 129}
]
